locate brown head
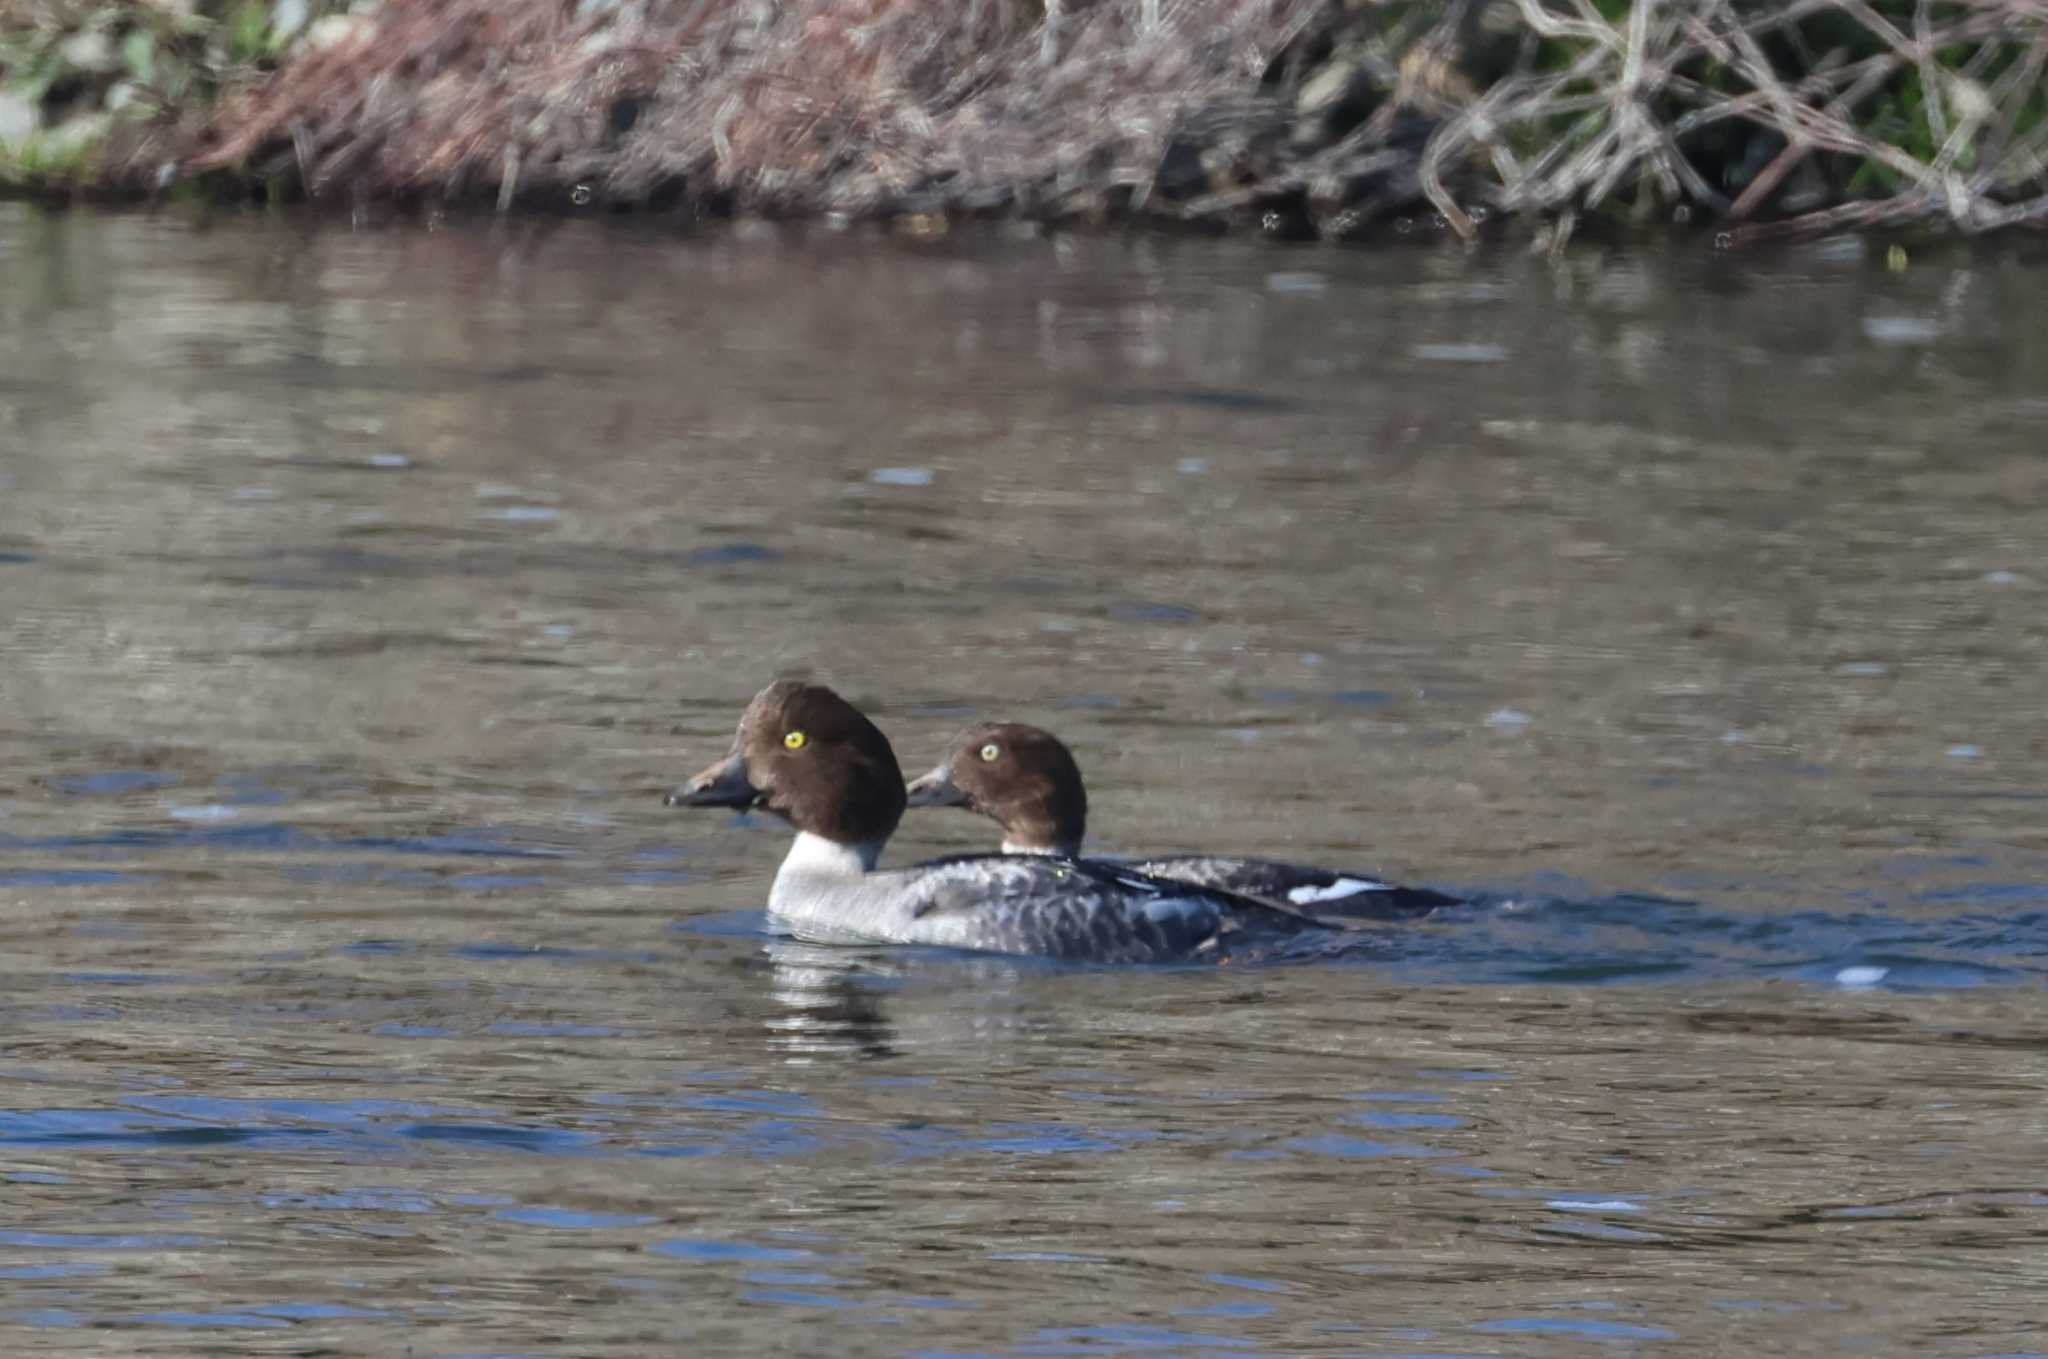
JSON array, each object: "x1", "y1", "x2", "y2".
[
  {"x1": 903, "y1": 722, "x2": 1087, "y2": 855},
  {"x1": 666, "y1": 680, "x2": 906, "y2": 849}
]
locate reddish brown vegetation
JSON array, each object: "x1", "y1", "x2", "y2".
[
  {"x1": 180, "y1": 0, "x2": 1424, "y2": 227},
  {"x1": 168, "y1": 0, "x2": 2048, "y2": 239},
  {"x1": 189, "y1": 1, "x2": 683, "y2": 204}
]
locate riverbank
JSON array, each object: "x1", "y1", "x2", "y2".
[{"x1": 6, "y1": 1, "x2": 2047, "y2": 244}]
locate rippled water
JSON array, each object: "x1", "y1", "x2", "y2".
[{"x1": 3, "y1": 205, "x2": 2047, "y2": 1355}]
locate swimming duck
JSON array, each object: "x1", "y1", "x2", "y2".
[
  {"x1": 666, "y1": 682, "x2": 1343, "y2": 962},
  {"x1": 904, "y1": 722, "x2": 1458, "y2": 921}
]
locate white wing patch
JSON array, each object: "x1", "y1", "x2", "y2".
[{"x1": 1287, "y1": 877, "x2": 1385, "y2": 905}]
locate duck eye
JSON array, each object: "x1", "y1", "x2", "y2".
[
  {"x1": 979, "y1": 743, "x2": 1000, "y2": 762},
  {"x1": 784, "y1": 731, "x2": 808, "y2": 750}
]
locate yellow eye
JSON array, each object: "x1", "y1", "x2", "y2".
[
  {"x1": 783, "y1": 730, "x2": 807, "y2": 750},
  {"x1": 979, "y1": 743, "x2": 1000, "y2": 762}
]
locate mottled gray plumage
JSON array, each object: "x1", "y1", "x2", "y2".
[
  {"x1": 892, "y1": 852, "x2": 1329, "y2": 963},
  {"x1": 906, "y1": 721, "x2": 1460, "y2": 923},
  {"x1": 669, "y1": 682, "x2": 1333, "y2": 962}
]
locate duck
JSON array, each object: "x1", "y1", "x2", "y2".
[
  {"x1": 903, "y1": 722, "x2": 1459, "y2": 922},
  {"x1": 665, "y1": 681, "x2": 1342, "y2": 963}
]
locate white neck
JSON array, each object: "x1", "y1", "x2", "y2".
[
  {"x1": 766, "y1": 830, "x2": 895, "y2": 938},
  {"x1": 778, "y1": 830, "x2": 880, "y2": 878},
  {"x1": 1000, "y1": 839, "x2": 1062, "y2": 856}
]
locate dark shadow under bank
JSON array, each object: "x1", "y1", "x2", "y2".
[{"x1": 8, "y1": 1, "x2": 2048, "y2": 244}]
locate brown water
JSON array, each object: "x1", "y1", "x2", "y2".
[{"x1": 2, "y1": 204, "x2": 2046, "y2": 1356}]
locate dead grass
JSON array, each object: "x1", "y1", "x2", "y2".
[
  {"x1": 166, "y1": 0, "x2": 2048, "y2": 238},
  {"x1": 183, "y1": 0, "x2": 1333, "y2": 221}
]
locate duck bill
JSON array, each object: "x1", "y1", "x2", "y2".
[
  {"x1": 666, "y1": 751, "x2": 759, "y2": 808},
  {"x1": 904, "y1": 764, "x2": 972, "y2": 809}
]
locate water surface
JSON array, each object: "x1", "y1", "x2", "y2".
[{"x1": 2, "y1": 206, "x2": 2046, "y2": 1356}]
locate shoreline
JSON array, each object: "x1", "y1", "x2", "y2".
[{"x1": 6, "y1": 1, "x2": 2048, "y2": 246}]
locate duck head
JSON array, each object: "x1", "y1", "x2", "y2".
[
  {"x1": 904, "y1": 721, "x2": 1086, "y2": 856},
  {"x1": 668, "y1": 680, "x2": 906, "y2": 850}
]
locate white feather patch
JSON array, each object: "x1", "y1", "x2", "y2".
[{"x1": 1286, "y1": 877, "x2": 1384, "y2": 905}]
